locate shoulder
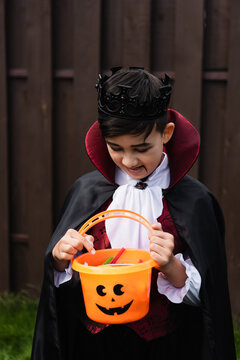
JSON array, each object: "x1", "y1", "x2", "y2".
[
  {"x1": 167, "y1": 175, "x2": 219, "y2": 206},
  {"x1": 165, "y1": 175, "x2": 225, "y2": 234},
  {"x1": 58, "y1": 169, "x2": 116, "y2": 221},
  {"x1": 171, "y1": 175, "x2": 210, "y2": 194},
  {"x1": 69, "y1": 170, "x2": 109, "y2": 191},
  {"x1": 62, "y1": 170, "x2": 115, "y2": 203}
]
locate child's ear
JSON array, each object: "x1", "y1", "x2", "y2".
[{"x1": 163, "y1": 122, "x2": 175, "y2": 144}]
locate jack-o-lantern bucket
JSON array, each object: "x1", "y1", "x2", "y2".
[{"x1": 72, "y1": 209, "x2": 158, "y2": 324}]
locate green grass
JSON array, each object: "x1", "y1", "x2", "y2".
[
  {"x1": 0, "y1": 291, "x2": 239, "y2": 359},
  {"x1": 234, "y1": 318, "x2": 240, "y2": 360},
  {"x1": 0, "y1": 291, "x2": 39, "y2": 360}
]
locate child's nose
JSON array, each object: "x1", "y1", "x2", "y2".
[{"x1": 122, "y1": 153, "x2": 138, "y2": 167}]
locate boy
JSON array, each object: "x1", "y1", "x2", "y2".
[{"x1": 31, "y1": 67, "x2": 236, "y2": 359}]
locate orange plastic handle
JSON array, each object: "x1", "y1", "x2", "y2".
[{"x1": 78, "y1": 209, "x2": 153, "y2": 236}]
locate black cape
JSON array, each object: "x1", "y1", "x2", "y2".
[{"x1": 31, "y1": 169, "x2": 236, "y2": 360}]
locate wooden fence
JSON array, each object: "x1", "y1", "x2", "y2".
[{"x1": 0, "y1": 0, "x2": 240, "y2": 316}]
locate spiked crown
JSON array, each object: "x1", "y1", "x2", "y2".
[{"x1": 96, "y1": 67, "x2": 172, "y2": 121}]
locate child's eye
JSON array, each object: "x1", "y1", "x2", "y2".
[
  {"x1": 110, "y1": 147, "x2": 122, "y2": 152},
  {"x1": 134, "y1": 148, "x2": 150, "y2": 153}
]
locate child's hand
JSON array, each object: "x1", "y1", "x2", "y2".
[
  {"x1": 52, "y1": 229, "x2": 95, "y2": 272},
  {"x1": 149, "y1": 222, "x2": 187, "y2": 288},
  {"x1": 149, "y1": 222, "x2": 174, "y2": 272}
]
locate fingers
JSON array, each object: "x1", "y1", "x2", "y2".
[
  {"x1": 151, "y1": 222, "x2": 163, "y2": 231},
  {"x1": 150, "y1": 243, "x2": 173, "y2": 267},
  {"x1": 66, "y1": 229, "x2": 95, "y2": 254},
  {"x1": 150, "y1": 223, "x2": 174, "y2": 247},
  {"x1": 82, "y1": 233, "x2": 96, "y2": 254},
  {"x1": 149, "y1": 222, "x2": 174, "y2": 269},
  {"x1": 52, "y1": 228, "x2": 95, "y2": 263}
]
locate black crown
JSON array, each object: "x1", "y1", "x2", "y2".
[{"x1": 96, "y1": 67, "x2": 172, "y2": 121}]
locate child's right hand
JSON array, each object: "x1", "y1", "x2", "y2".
[{"x1": 52, "y1": 229, "x2": 95, "y2": 272}]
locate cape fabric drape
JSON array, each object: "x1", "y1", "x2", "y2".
[{"x1": 31, "y1": 171, "x2": 236, "y2": 360}]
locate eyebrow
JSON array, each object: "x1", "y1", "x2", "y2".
[{"x1": 106, "y1": 140, "x2": 151, "y2": 148}]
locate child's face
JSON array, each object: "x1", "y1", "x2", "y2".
[{"x1": 105, "y1": 123, "x2": 174, "y2": 179}]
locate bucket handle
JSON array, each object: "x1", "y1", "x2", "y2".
[
  {"x1": 78, "y1": 209, "x2": 153, "y2": 236},
  {"x1": 76, "y1": 209, "x2": 159, "y2": 269}
]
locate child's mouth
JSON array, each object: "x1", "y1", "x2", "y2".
[{"x1": 126, "y1": 166, "x2": 145, "y2": 176}]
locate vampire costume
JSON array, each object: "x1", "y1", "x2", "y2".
[{"x1": 31, "y1": 109, "x2": 236, "y2": 360}]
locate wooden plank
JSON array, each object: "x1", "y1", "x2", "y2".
[
  {"x1": 26, "y1": 0, "x2": 52, "y2": 289},
  {"x1": 73, "y1": 0, "x2": 101, "y2": 178},
  {"x1": 203, "y1": 71, "x2": 228, "y2": 81},
  {"x1": 199, "y1": 81, "x2": 226, "y2": 198},
  {"x1": 7, "y1": 68, "x2": 229, "y2": 81},
  {"x1": 151, "y1": 0, "x2": 175, "y2": 71},
  {"x1": 101, "y1": 0, "x2": 123, "y2": 70},
  {"x1": 54, "y1": 69, "x2": 74, "y2": 79},
  {"x1": 199, "y1": 0, "x2": 229, "y2": 198},
  {"x1": 52, "y1": 80, "x2": 75, "y2": 224},
  {"x1": 8, "y1": 78, "x2": 31, "y2": 290},
  {"x1": 102, "y1": 0, "x2": 151, "y2": 70},
  {"x1": 52, "y1": 0, "x2": 74, "y2": 221},
  {"x1": 8, "y1": 68, "x2": 28, "y2": 78},
  {"x1": 199, "y1": 0, "x2": 230, "y2": 195},
  {"x1": 221, "y1": 0, "x2": 240, "y2": 315},
  {"x1": 173, "y1": 0, "x2": 204, "y2": 178},
  {"x1": 203, "y1": 0, "x2": 230, "y2": 69},
  {"x1": 53, "y1": 0, "x2": 101, "y2": 216},
  {"x1": 5, "y1": 0, "x2": 27, "y2": 69},
  {"x1": 52, "y1": 0, "x2": 73, "y2": 69},
  {"x1": 122, "y1": 0, "x2": 151, "y2": 68},
  {"x1": 7, "y1": 0, "x2": 33, "y2": 291},
  {"x1": 9, "y1": 0, "x2": 53, "y2": 291},
  {"x1": 0, "y1": 0, "x2": 9, "y2": 291}
]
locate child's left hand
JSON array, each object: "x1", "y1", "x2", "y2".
[
  {"x1": 149, "y1": 222, "x2": 187, "y2": 288},
  {"x1": 149, "y1": 222, "x2": 174, "y2": 272}
]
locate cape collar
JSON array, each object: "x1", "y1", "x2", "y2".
[{"x1": 85, "y1": 109, "x2": 200, "y2": 189}]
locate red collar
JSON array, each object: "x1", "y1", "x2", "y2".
[{"x1": 85, "y1": 109, "x2": 200, "y2": 188}]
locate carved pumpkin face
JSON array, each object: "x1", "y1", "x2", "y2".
[
  {"x1": 81, "y1": 270, "x2": 151, "y2": 324},
  {"x1": 95, "y1": 283, "x2": 133, "y2": 316}
]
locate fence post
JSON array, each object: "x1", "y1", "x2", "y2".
[
  {"x1": 9, "y1": 0, "x2": 53, "y2": 291},
  {"x1": 122, "y1": 0, "x2": 151, "y2": 69},
  {"x1": 173, "y1": 0, "x2": 204, "y2": 178},
  {"x1": 222, "y1": 0, "x2": 240, "y2": 315},
  {"x1": 0, "y1": 0, "x2": 9, "y2": 291}
]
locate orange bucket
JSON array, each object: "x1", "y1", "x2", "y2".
[{"x1": 72, "y1": 209, "x2": 158, "y2": 324}]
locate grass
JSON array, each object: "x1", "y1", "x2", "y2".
[
  {"x1": 0, "y1": 291, "x2": 239, "y2": 359},
  {"x1": 234, "y1": 318, "x2": 240, "y2": 360},
  {"x1": 0, "y1": 291, "x2": 39, "y2": 360}
]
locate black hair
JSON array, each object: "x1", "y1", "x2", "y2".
[{"x1": 98, "y1": 68, "x2": 170, "y2": 139}]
